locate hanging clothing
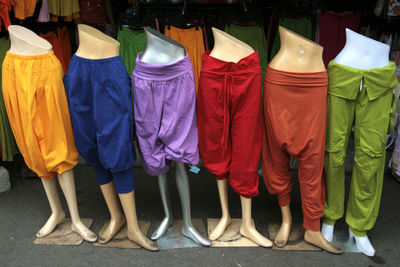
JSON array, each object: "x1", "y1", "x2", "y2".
[
  {"x1": 40, "y1": 27, "x2": 72, "y2": 74},
  {"x1": 117, "y1": 27, "x2": 146, "y2": 76},
  {"x1": 12, "y1": 0, "x2": 37, "y2": 20},
  {"x1": 0, "y1": 37, "x2": 18, "y2": 161},
  {"x1": 48, "y1": 0, "x2": 80, "y2": 22},
  {"x1": 224, "y1": 24, "x2": 268, "y2": 92},
  {"x1": 323, "y1": 61, "x2": 398, "y2": 237},
  {"x1": 164, "y1": 25, "x2": 205, "y2": 93},
  {"x1": 2, "y1": 51, "x2": 78, "y2": 178},
  {"x1": 132, "y1": 53, "x2": 199, "y2": 176},
  {"x1": 64, "y1": 55, "x2": 136, "y2": 194},
  {"x1": 316, "y1": 11, "x2": 361, "y2": 66},
  {"x1": 0, "y1": 0, "x2": 12, "y2": 30},
  {"x1": 269, "y1": 16, "x2": 314, "y2": 61},
  {"x1": 197, "y1": 51, "x2": 262, "y2": 198},
  {"x1": 38, "y1": 0, "x2": 49, "y2": 22},
  {"x1": 261, "y1": 67, "x2": 328, "y2": 231}
]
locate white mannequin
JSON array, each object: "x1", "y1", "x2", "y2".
[
  {"x1": 7, "y1": 25, "x2": 97, "y2": 242},
  {"x1": 139, "y1": 27, "x2": 210, "y2": 246},
  {"x1": 75, "y1": 24, "x2": 158, "y2": 251},
  {"x1": 208, "y1": 27, "x2": 272, "y2": 247},
  {"x1": 322, "y1": 28, "x2": 390, "y2": 257}
]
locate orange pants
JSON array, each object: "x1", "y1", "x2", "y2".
[
  {"x1": 12, "y1": 0, "x2": 37, "y2": 20},
  {"x1": 164, "y1": 26, "x2": 205, "y2": 93},
  {"x1": 2, "y1": 51, "x2": 78, "y2": 178},
  {"x1": 261, "y1": 67, "x2": 328, "y2": 231}
]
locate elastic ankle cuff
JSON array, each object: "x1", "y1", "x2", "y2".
[
  {"x1": 323, "y1": 218, "x2": 336, "y2": 226},
  {"x1": 350, "y1": 227, "x2": 367, "y2": 237}
]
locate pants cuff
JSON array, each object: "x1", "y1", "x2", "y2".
[
  {"x1": 95, "y1": 166, "x2": 113, "y2": 186},
  {"x1": 323, "y1": 218, "x2": 336, "y2": 226},
  {"x1": 240, "y1": 189, "x2": 259, "y2": 199},
  {"x1": 303, "y1": 217, "x2": 321, "y2": 232},
  {"x1": 349, "y1": 226, "x2": 367, "y2": 237},
  {"x1": 113, "y1": 169, "x2": 134, "y2": 194},
  {"x1": 277, "y1": 192, "x2": 291, "y2": 207},
  {"x1": 215, "y1": 173, "x2": 228, "y2": 180}
]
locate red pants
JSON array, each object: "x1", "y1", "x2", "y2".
[
  {"x1": 261, "y1": 67, "x2": 328, "y2": 231},
  {"x1": 197, "y1": 51, "x2": 262, "y2": 198}
]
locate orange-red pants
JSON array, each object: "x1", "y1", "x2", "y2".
[
  {"x1": 261, "y1": 67, "x2": 328, "y2": 231},
  {"x1": 164, "y1": 26, "x2": 205, "y2": 93}
]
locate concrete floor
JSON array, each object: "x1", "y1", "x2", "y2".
[{"x1": 0, "y1": 163, "x2": 400, "y2": 266}]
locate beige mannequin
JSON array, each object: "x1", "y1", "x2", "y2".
[
  {"x1": 208, "y1": 27, "x2": 272, "y2": 247},
  {"x1": 75, "y1": 24, "x2": 158, "y2": 251},
  {"x1": 269, "y1": 26, "x2": 341, "y2": 254},
  {"x1": 8, "y1": 25, "x2": 97, "y2": 242}
]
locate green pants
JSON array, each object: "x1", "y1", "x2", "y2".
[
  {"x1": 323, "y1": 80, "x2": 396, "y2": 237},
  {"x1": 117, "y1": 27, "x2": 146, "y2": 77},
  {"x1": 0, "y1": 37, "x2": 18, "y2": 161}
]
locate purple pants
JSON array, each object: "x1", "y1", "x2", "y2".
[{"x1": 132, "y1": 53, "x2": 199, "y2": 176}]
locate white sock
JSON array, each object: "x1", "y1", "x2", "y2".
[
  {"x1": 321, "y1": 223, "x2": 334, "y2": 242},
  {"x1": 349, "y1": 229, "x2": 375, "y2": 257}
]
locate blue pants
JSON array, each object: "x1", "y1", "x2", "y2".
[{"x1": 64, "y1": 55, "x2": 136, "y2": 193}]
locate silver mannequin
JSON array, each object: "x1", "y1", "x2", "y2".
[{"x1": 140, "y1": 27, "x2": 210, "y2": 246}]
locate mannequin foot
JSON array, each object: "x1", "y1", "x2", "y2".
[
  {"x1": 71, "y1": 221, "x2": 98, "y2": 242},
  {"x1": 182, "y1": 225, "x2": 211, "y2": 246},
  {"x1": 98, "y1": 216, "x2": 126, "y2": 244},
  {"x1": 304, "y1": 230, "x2": 342, "y2": 254},
  {"x1": 127, "y1": 230, "x2": 159, "y2": 251},
  {"x1": 274, "y1": 221, "x2": 291, "y2": 247},
  {"x1": 349, "y1": 229, "x2": 375, "y2": 256},
  {"x1": 151, "y1": 216, "x2": 173, "y2": 240},
  {"x1": 240, "y1": 225, "x2": 273, "y2": 247},
  {"x1": 36, "y1": 211, "x2": 66, "y2": 238},
  {"x1": 209, "y1": 216, "x2": 231, "y2": 241},
  {"x1": 321, "y1": 223, "x2": 334, "y2": 242}
]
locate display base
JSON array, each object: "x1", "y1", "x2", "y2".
[
  {"x1": 93, "y1": 220, "x2": 150, "y2": 249},
  {"x1": 268, "y1": 223, "x2": 321, "y2": 251},
  {"x1": 33, "y1": 218, "x2": 93, "y2": 246},
  {"x1": 155, "y1": 219, "x2": 207, "y2": 250},
  {"x1": 207, "y1": 218, "x2": 259, "y2": 247},
  {"x1": 329, "y1": 223, "x2": 361, "y2": 253}
]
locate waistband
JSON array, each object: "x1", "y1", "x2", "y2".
[
  {"x1": 165, "y1": 25, "x2": 203, "y2": 34},
  {"x1": 201, "y1": 50, "x2": 261, "y2": 75},
  {"x1": 265, "y1": 66, "x2": 328, "y2": 87},
  {"x1": 133, "y1": 52, "x2": 193, "y2": 80},
  {"x1": 71, "y1": 54, "x2": 125, "y2": 64},
  {"x1": 118, "y1": 27, "x2": 146, "y2": 43},
  {"x1": 3, "y1": 51, "x2": 60, "y2": 72}
]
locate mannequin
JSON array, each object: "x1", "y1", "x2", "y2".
[
  {"x1": 6, "y1": 25, "x2": 97, "y2": 242},
  {"x1": 322, "y1": 28, "x2": 395, "y2": 257},
  {"x1": 70, "y1": 24, "x2": 158, "y2": 251},
  {"x1": 202, "y1": 28, "x2": 272, "y2": 247},
  {"x1": 136, "y1": 27, "x2": 210, "y2": 246},
  {"x1": 263, "y1": 26, "x2": 341, "y2": 253}
]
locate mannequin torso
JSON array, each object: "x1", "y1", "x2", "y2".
[
  {"x1": 334, "y1": 28, "x2": 389, "y2": 69},
  {"x1": 140, "y1": 27, "x2": 185, "y2": 64},
  {"x1": 75, "y1": 24, "x2": 119, "y2": 59},
  {"x1": 8, "y1": 25, "x2": 52, "y2": 55},
  {"x1": 269, "y1": 26, "x2": 325, "y2": 72},
  {"x1": 210, "y1": 27, "x2": 253, "y2": 63}
]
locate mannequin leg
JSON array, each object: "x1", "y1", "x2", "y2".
[
  {"x1": 98, "y1": 182, "x2": 126, "y2": 244},
  {"x1": 209, "y1": 178, "x2": 231, "y2": 241},
  {"x1": 36, "y1": 177, "x2": 66, "y2": 237},
  {"x1": 239, "y1": 196, "x2": 272, "y2": 247},
  {"x1": 57, "y1": 169, "x2": 97, "y2": 242},
  {"x1": 175, "y1": 162, "x2": 210, "y2": 246},
  {"x1": 119, "y1": 191, "x2": 159, "y2": 251},
  {"x1": 274, "y1": 205, "x2": 292, "y2": 247},
  {"x1": 151, "y1": 173, "x2": 173, "y2": 240}
]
